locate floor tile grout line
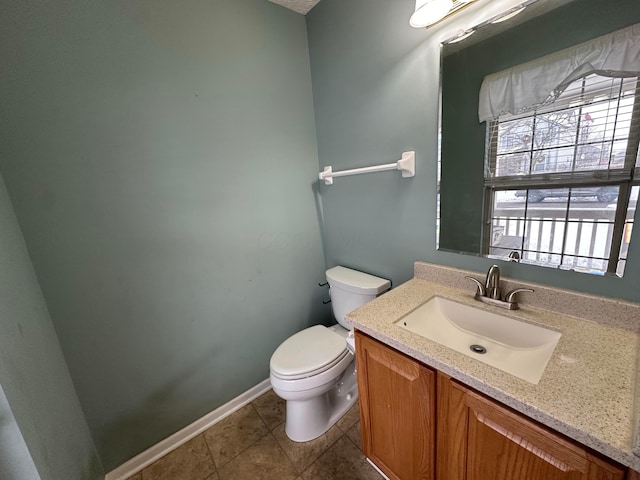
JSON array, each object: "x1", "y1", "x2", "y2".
[
  {"x1": 207, "y1": 428, "x2": 269, "y2": 471},
  {"x1": 299, "y1": 436, "x2": 337, "y2": 480},
  {"x1": 251, "y1": 398, "x2": 269, "y2": 424},
  {"x1": 199, "y1": 432, "x2": 220, "y2": 479},
  {"x1": 267, "y1": 430, "x2": 300, "y2": 475},
  {"x1": 277, "y1": 428, "x2": 347, "y2": 475},
  {"x1": 343, "y1": 426, "x2": 363, "y2": 452},
  {"x1": 201, "y1": 404, "x2": 271, "y2": 472},
  {"x1": 272, "y1": 432, "x2": 302, "y2": 474},
  {"x1": 250, "y1": 401, "x2": 282, "y2": 432},
  {"x1": 304, "y1": 435, "x2": 377, "y2": 480}
]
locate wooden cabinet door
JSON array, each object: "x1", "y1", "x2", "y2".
[
  {"x1": 437, "y1": 372, "x2": 625, "y2": 480},
  {"x1": 355, "y1": 331, "x2": 436, "y2": 480}
]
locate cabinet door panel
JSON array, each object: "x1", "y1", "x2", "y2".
[
  {"x1": 441, "y1": 376, "x2": 625, "y2": 480},
  {"x1": 355, "y1": 331, "x2": 435, "y2": 480},
  {"x1": 626, "y1": 470, "x2": 640, "y2": 480},
  {"x1": 466, "y1": 392, "x2": 586, "y2": 480}
]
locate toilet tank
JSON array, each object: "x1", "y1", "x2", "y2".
[{"x1": 326, "y1": 266, "x2": 391, "y2": 329}]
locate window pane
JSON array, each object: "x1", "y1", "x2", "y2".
[
  {"x1": 497, "y1": 117, "x2": 533, "y2": 155},
  {"x1": 538, "y1": 146, "x2": 578, "y2": 173},
  {"x1": 523, "y1": 251, "x2": 562, "y2": 267},
  {"x1": 562, "y1": 220, "x2": 613, "y2": 259},
  {"x1": 496, "y1": 152, "x2": 532, "y2": 176},
  {"x1": 561, "y1": 255, "x2": 608, "y2": 274},
  {"x1": 585, "y1": 97, "x2": 623, "y2": 144},
  {"x1": 493, "y1": 190, "x2": 526, "y2": 216},
  {"x1": 626, "y1": 186, "x2": 639, "y2": 221},
  {"x1": 489, "y1": 191, "x2": 525, "y2": 258},
  {"x1": 609, "y1": 141, "x2": 628, "y2": 168},
  {"x1": 524, "y1": 218, "x2": 565, "y2": 255},
  {"x1": 488, "y1": 246, "x2": 521, "y2": 259},
  {"x1": 490, "y1": 189, "x2": 570, "y2": 260},
  {"x1": 567, "y1": 186, "x2": 619, "y2": 221},
  {"x1": 618, "y1": 186, "x2": 639, "y2": 276},
  {"x1": 534, "y1": 110, "x2": 578, "y2": 151}
]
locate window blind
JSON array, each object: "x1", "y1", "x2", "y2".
[{"x1": 485, "y1": 74, "x2": 640, "y2": 189}]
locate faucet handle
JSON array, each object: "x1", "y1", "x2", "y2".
[
  {"x1": 465, "y1": 276, "x2": 486, "y2": 297},
  {"x1": 505, "y1": 287, "x2": 534, "y2": 303}
]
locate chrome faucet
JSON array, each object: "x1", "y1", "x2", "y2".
[
  {"x1": 465, "y1": 265, "x2": 534, "y2": 310},
  {"x1": 485, "y1": 265, "x2": 501, "y2": 300}
]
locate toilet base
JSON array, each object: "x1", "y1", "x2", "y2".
[{"x1": 284, "y1": 360, "x2": 358, "y2": 442}]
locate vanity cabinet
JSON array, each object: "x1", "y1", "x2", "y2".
[
  {"x1": 355, "y1": 331, "x2": 436, "y2": 480},
  {"x1": 355, "y1": 331, "x2": 627, "y2": 480}
]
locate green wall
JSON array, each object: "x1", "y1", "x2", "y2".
[
  {"x1": 440, "y1": 0, "x2": 640, "y2": 252},
  {"x1": 307, "y1": 0, "x2": 640, "y2": 301},
  {"x1": 3, "y1": 0, "x2": 640, "y2": 474},
  {"x1": 0, "y1": 0, "x2": 327, "y2": 470},
  {"x1": 0, "y1": 173, "x2": 102, "y2": 479}
]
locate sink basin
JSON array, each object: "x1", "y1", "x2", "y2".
[{"x1": 395, "y1": 296, "x2": 561, "y2": 384}]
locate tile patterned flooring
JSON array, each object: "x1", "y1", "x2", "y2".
[{"x1": 126, "y1": 390, "x2": 382, "y2": 480}]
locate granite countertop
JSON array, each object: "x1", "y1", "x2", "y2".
[{"x1": 346, "y1": 262, "x2": 640, "y2": 470}]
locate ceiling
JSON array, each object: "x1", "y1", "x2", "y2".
[{"x1": 267, "y1": 0, "x2": 322, "y2": 15}]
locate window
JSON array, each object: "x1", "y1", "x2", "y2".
[{"x1": 484, "y1": 74, "x2": 640, "y2": 275}]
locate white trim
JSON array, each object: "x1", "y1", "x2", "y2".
[
  {"x1": 105, "y1": 379, "x2": 271, "y2": 480},
  {"x1": 366, "y1": 458, "x2": 391, "y2": 480}
]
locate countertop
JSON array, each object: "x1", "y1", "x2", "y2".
[{"x1": 346, "y1": 262, "x2": 640, "y2": 470}]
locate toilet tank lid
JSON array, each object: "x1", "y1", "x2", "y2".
[{"x1": 326, "y1": 266, "x2": 390, "y2": 295}]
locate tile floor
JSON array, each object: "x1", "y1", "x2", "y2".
[{"x1": 126, "y1": 390, "x2": 382, "y2": 480}]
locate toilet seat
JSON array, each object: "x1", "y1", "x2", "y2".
[{"x1": 270, "y1": 325, "x2": 348, "y2": 380}]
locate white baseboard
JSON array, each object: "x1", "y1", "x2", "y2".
[
  {"x1": 105, "y1": 379, "x2": 271, "y2": 480},
  {"x1": 366, "y1": 458, "x2": 391, "y2": 480}
]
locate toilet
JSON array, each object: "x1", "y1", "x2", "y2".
[{"x1": 270, "y1": 266, "x2": 390, "y2": 442}]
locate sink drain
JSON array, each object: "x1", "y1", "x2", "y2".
[{"x1": 469, "y1": 344, "x2": 487, "y2": 354}]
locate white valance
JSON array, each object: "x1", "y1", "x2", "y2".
[{"x1": 478, "y1": 23, "x2": 640, "y2": 122}]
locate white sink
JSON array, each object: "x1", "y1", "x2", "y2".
[{"x1": 395, "y1": 296, "x2": 561, "y2": 384}]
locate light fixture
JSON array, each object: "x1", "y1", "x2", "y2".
[
  {"x1": 448, "y1": 29, "x2": 475, "y2": 43},
  {"x1": 410, "y1": 0, "x2": 454, "y2": 28},
  {"x1": 410, "y1": 0, "x2": 480, "y2": 29},
  {"x1": 440, "y1": 1, "x2": 532, "y2": 42},
  {"x1": 491, "y1": 5, "x2": 526, "y2": 23}
]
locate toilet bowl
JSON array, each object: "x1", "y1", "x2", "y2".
[{"x1": 270, "y1": 266, "x2": 390, "y2": 442}]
